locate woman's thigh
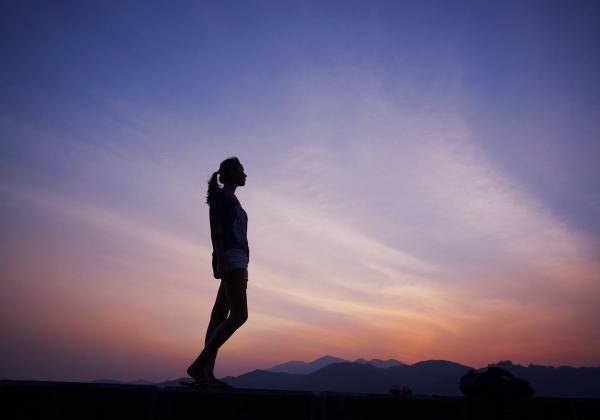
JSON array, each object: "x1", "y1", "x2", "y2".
[
  {"x1": 211, "y1": 280, "x2": 229, "y2": 319},
  {"x1": 223, "y1": 268, "x2": 248, "y2": 318}
]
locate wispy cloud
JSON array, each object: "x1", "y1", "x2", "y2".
[
  {"x1": 0, "y1": 182, "x2": 210, "y2": 267},
  {"x1": 2, "y1": 5, "x2": 599, "y2": 380}
]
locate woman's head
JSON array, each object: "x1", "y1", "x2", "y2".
[
  {"x1": 206, "y1": 156, "x2": 247, "y2": 205},
  {"x1": 218, "y1": 157, "x2": 246, "y2": 186}
]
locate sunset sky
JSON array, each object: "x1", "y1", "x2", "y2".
[{"x1": 1, "y1": 1, "x2": 599, "y2": 382}]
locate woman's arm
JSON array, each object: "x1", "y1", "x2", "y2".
[
  {"x1": 212, "y1": 233, "x2": 227, "y2": 273},
  {"x1": 210, "y1": 191, "x2": 229, "y2": 275}
]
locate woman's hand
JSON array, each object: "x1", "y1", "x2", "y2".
[
  {"x1": 212, "y1": 235, "x2": 229, "y2": 277},
  {"x1": 216, "y1": 250, "x2": 229, "y2": 276}
]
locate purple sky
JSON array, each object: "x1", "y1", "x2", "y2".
[{"x1": 1, "y1": 1, "x2": 599, "y2": 382}]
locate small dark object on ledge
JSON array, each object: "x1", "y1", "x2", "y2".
[
  {"x1": 460, "y1": 366, "x2": 535, "y2": 398},
  {"x1": 389, "y1": 384, "x2": 413, "y2": 398}
]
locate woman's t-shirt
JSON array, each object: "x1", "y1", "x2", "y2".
[{"x1": 209, "y1": 188, "x2": 249, "y2": 278}]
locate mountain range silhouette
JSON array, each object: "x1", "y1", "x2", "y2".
[
  {"x1": 267, "y1": 355, "x2": 405, "y2": 374},
  {"x1": 95, "y1": 355, "x2": 600, "y2": 398}
]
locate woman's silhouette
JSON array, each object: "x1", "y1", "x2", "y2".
[{"x1": 186, "y1": 157, "x2": 249, "y2": 388}]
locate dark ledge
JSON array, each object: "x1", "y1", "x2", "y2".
[{"x1": 1, "y1": 379, "x2": 599, "y2": 420}]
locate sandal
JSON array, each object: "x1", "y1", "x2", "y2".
[
  {"x1": 180, "y1": 379, "x2": 224, "y2": 388},
  {"x1": 210, "y1": 378, "x2": 233, "y2": 388}
]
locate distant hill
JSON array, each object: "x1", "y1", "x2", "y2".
[
  {"x1": 225, "y1": 360, "x2": 472, "y2": 395},
  {"x1": 267, "y1": 355, "x2": 346, "y2": 374},
  {"x1": 303, "y1": 361, "x2": 395, "y2": 393},
  {"x1": 97, "y1": 356, "x2": 600, "y2": 398},
  {"x1": 222, "y1": 358, "x2": 600, "y2": 398},
  {"x1": 353, "y1": 358, "x2": 405, "y2": 369},
  {"x1": 488, "y1": 360, "x2": 600, "y2": 398},
  {"x1": 267, "y1": 355, "x2": 404, "y2": 374}
]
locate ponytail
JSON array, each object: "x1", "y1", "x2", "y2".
[{"x1": 206, "y1": 171, "x2": 220, "y2": 205}]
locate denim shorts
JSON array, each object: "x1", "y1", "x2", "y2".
[{"x1": 223, "y1": 248, "x2": 249, "y2": 276}]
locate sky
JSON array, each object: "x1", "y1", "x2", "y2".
[{"x1": 1, "y1": 0, "x2": 599, "y2": 382}]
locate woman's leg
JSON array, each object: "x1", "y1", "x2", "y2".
[
  {"x1": 205, "y1": 280, "x2": 229, "y2": 379},
  {"x1": 187, "y1": 269, "x2": 248, "y2": 381}
]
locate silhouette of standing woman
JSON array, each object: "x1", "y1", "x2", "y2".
[{"x1": 186, "y1": 157, "x2": 249, "y2": 388}]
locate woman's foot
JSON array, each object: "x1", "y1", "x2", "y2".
[
  {"x1": 187, "y1": 362, "x2": 212, "y2": 383},
  {"x1": 180, "y1": 379, "x2": 222, "y2": 388}
]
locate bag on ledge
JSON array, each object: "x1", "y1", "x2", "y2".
[{"x1": 460, "y1": 366, "x2": 535, "y2": 398}]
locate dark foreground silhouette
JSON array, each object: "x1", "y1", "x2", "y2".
[{"x1": 2, "y1": 379, "x2": 599, "y2": 420}]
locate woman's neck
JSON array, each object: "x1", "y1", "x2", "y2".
[{"x1": 223, "y1": 184, "x2": 237, "y2": 194}]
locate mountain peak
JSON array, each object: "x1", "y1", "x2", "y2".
[
  {"x1": 312, "y1": 355, "x2": 345, "y2": 363},
  {"x1": 354, "y1": 358, "x2": 404, "y2": 368},
  {"x1": 268, "y1": 355, "x2": 347, "y2": 375}
]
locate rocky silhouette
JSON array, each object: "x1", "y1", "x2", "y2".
[
  {"x1": 98, "y1": 356, "x2": 600, "y2": 398},
  {"x1": 267, "y1": 355, "x2": 404, "y2": 374},
  {"x1": 220, "y1": 358, "x2": 600, "y2": 397},
  {"x1": 224, "y1": 360, "x2": 472, "y2": 395},
  {"x1": 268, "y1": 355, "x2": 347, "y2": 374},
  {"x1": 353, "y1": 358, "x2": 405, "y2": 369}
]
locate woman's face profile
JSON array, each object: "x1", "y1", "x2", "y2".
[{"x1": 236, "y1": 164, "x2": 247, "y2": 186}]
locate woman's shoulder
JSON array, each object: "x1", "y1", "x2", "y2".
[{"x1": 210, "y1": 188, "x2": 226, "y2": 206}]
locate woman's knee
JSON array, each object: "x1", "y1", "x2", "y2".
[
  {"x1": 239, "y1": 310, "x2": 248, "y2": 325},
  {"x1": 231, "y1": 309, "x2": 248, "y2": 327},
  {"x1": 210, "y1": 308, "x2": 228, "y2": 323}
]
